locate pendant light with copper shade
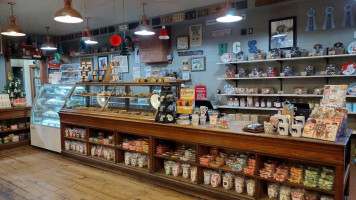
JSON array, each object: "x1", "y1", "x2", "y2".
[
  {"x1": 1, "y1": 2, "x2": 26, "y2": 37},
  {"x1": 41, "y1": 27, "x2": 57, "y2": 51},
  {"x1": 216, "y1": 0, "x2": 242, "y2": 23},
  {"x1": 135, "y1": 2, "x2": 155, "y2": 36},
  {"x1": 54, "y1": 0, "x2": 83, "y2": 23},
  {"x1": 82, "y1": 17, "x2": 98, "y2": 44}
]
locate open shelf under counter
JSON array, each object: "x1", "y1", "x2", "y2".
[
  {"x1": 154, "y1": 154, "x2": 198, "y2": 166},
  {"x1": 199, "y1": 183, "x2": 255, "y2": 200},
  {"x1": 216, "y1": 53, "x2": 356, "y2": 65},
  {"x1": 0, "y1": 139, "x2": 30, "y2": 150},
  {"x1": 257, "y1": 176, "x2": 335, "y2": 195},
  {"x1": 63, "y1": 136, "x2": 86, "y2": 143},
  {"x1": 199, "y1": 164, "x2": 256, "y2": 179},
  {"x1": 0, "y1": 127, "x2": 30, "y2": 134},
  {"x1": 115, "y1": 162, "x2": 150, "y2": 173},
  {"x1": 88, "y1": 142, "x2": 119, "y2": 149},
  {"x1": 217, "y1": 106, "x2": 279, "y2": 111},
  {"x1": 118, "y1": 147, "x2": 149, "y2": 155},
  {"x1": 155, "y1": 169, "x2": 198, "y2": 185},
  {"x1": 218, "y1": 74, "x2": 356, "y2": 80}
]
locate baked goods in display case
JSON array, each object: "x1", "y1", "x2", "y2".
[{"x1": 64, "y1": 82, "x2": 180, "y2": 121}]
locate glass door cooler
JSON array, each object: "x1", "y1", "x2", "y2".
[{"x1": 30, "y1": 84, "x2": 73, "y2": 152}]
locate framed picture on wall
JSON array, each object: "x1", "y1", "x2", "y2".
[
  {"x1": 189, "y1": 24, "x2": 202, "y2": 47},
  {"x1": 98, "y1": 56, "x2": 108, "y2": 68},
  {"x1": 190, "y1": 57, "x2": 206, "y2": 72},
  {"x1": 269, "y1": 16, "x2": 296, "y2": 50},
  {"x1": 177, "y1": 36, "x2": 189, "y2": 50},
  {"x1": 182, "y1": 59, "x2": 189, "y2": 71}
]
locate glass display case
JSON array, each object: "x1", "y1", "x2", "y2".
[
  {"x1": 31, "y1": 84, "x2": 74, "y2": 128},
  {"x1": 31, "y1": 84, "x2": 74, "y2": 153},
  {"x1": 64, "y1": 82, "x2": 181, "y2": 121},
  {"x1": 60, "y1": 63, "x2": 81, "y2": 83}
]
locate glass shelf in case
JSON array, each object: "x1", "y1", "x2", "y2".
[
  {"x1": 64, "y1": 82, "x2": 181, "y2": 121},
  {"x1": 31, "y1": 84, "x2": 74, "y2": 128}
]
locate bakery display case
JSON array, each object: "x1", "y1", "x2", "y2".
[
  {"x1": 63, "y1": 82, "x2": 181, "y2": 121},
  {"x1": 31, "y1": 84, "x2": 74, "y2": 152}
]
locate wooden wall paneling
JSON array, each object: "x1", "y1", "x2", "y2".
[
  {"x1": 138, "y1": 28, "x2": 171, "y2": 64},
  {"x1": 39, "y1": 59, "x2": 47, "y2": 85}
]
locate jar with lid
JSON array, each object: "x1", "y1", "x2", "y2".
[
  {"x1": 182, "y1": 164, "x2": 190, "y2": 178},
  {"x1": 204, "y1": 170, "x2": 212, "y2": 184},
  {"x1": 254, "y1": 97, "x2": 260, "y2": 107},
  {"x1": 275, "y1": 98, "x2": 282, "y2": 108},
  {"x1": 235, "y1": 176, "x2": 245, "y2": 193},
  {"x1": 261, "y1": 98, "x2": 266, "y2": 107}
]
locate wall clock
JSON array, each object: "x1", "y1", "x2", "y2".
[{"x1": 177, "y1": 36, "x2": 189, "y2": 50}]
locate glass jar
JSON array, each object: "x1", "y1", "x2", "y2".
[
  {"x1": 235, "y1": 176, "x2": 245, "y2": 194},
  {"x1": 261, "y1": 98, "x2": 266, "y2": 108},
  {"x1": 267, "y1": 99, "x2": 272, "y2": 108},
  {"x1": 182, "y1": 164, "x2": 190, "y2": 178},
  {"x1": 204, "y1": 170, "x2": 211, "y2": 185},
  {"x1": 246, "y1": 179, "x2": 255, "y2": 197},
  {"x1": 190, "y1": 166, "x2": 198, "y2": 182},
  {"x1": 223, "y1": 173, "x2": 234, "y2": 190},
  {"x1": 275, "y1": 98, "x2": 282, "y2": 108}
]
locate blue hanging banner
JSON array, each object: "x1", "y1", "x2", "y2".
[
  {"x1": 305, "y1": 8, "x2": 317, "y2": 31},
  {"x1": 322, "y1": 6, "x2": 335, "y2": 30},
  {"x1": 342, "y1": 4, "x2": 354, "y2": 27}
]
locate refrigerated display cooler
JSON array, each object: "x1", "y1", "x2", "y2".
[{"x1": 31, "y1": 84, "x2": 74, "y2": 152}]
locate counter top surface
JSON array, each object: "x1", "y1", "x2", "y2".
[
  {"x1": 0, "y1": 106, "x2": 31, "y2": 111},
  {"x1": 59, "y1": 109, "x2": 352, "y2": 147}
]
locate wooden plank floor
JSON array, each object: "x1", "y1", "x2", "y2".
[{"x1": 0, "y1": 146, "x2": 199, "y2": 200}]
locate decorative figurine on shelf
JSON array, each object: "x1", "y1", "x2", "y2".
[
  {"x1": 225, "y1": 68, "x2": 236, "y2": 78},
  {"x1": 283, "y1": 66, "x2": 294, "y2": 76},
  {"x1": 249, "y1": 68, "x2": 262, "y2": 77},
  {"x1": 309, "y1": 44, "x2": 323, "y2": 56},
  {"x1": 290, "y1": 47, "x2": 302, "y2": 57},
  {"x1": 238, "y1": 68, "x2": 248, "y2": 78},
  {"x1": 253, "y1": 49, "x2": 266, "y2": 60},
  {"x1": 236, "y1": 51, "x2": 245, "y2": 61},
  {"x1": 267, "y1": 67, "x2": 277, "y2": 77},
  {"x1": 326, "y1": 64, "x2": 338, "y2": 75},
  {"x1": 304, "y1": 65, "x2": 316, "y2": 76},
  {"x1": 270, "y1": 48, "x2": 280, "y2": 59},
  {"x1": 314, "y1": 87, "x2": 324, "y2": 95},
  {"x1": 334, "y1": 42, "x2": 345, "y2": 55}
]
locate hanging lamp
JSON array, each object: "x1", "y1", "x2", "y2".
[
  {"x1": 82, "y1": 17, "x2": 98, "y2": 44},
  {"x1": 159, "y1": 26, "x2": 169, "y2": 40},
  {"x1": 216, "y1": 0, "x2": 242, "y2": 23},
  {"x1": 135, "y1": 2, "x2": 155, "y2": 36},
  {"x1": 1, "y1": 2, "x2": 26, "y2": 37},
  {"x1": 54, "y1": 0, "x2": 83, "y2": 23},
  {"x1": 41, "y1": 27, "x2": 57, "y2": 51}
]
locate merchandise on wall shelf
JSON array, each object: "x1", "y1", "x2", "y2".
[
  {"x1": 124, "y1": 152, "x2": 148, "y2": 168},
  {"x1": 79, "y1": 59, "x2": 93, "y2": 82},
  {"x1": 91, "y1": 145, "x2": 115, "y2": 161}
]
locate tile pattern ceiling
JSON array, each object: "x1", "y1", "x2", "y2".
[{"x1": 0, "y1": 0, "x2": 224, "y2": 35}]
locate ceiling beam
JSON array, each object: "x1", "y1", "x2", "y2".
[{"x1": 255, "y1": 0, "x2": 293, "y2": 7}]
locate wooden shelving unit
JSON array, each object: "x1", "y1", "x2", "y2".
[
  {"x1": 59, "y1": 109, "x2": 351, "y2": 200},
  {"x1": 0, "y1": 107, "x2": 31, "y2": 150},
  {"x1": 216, "y1": 54, "x2": 356, "y2": 65},
  {"x1": 70, "y1": 51, "x2": 122, "y2": 58}
]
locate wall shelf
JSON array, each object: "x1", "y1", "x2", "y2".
[
  {"x1": 218, "y1": 75, "x2": 356, "y2": 80},
  {"x1": 70, "y1": 51, "x2": 122, "y2": 58},
  {"x1": 220, "y1": 94, "x2": 356, "y2": 98},
  {"x1": 217, "y1": 106, "x2": 279, "y2": 111},
  {"x1": 216, "y1": 54, "x2": 356, "y2": 65}
]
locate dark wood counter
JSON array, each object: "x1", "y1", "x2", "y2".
[{"x1": 59, "y1": 108, "x2": 352, "y2": 200}]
